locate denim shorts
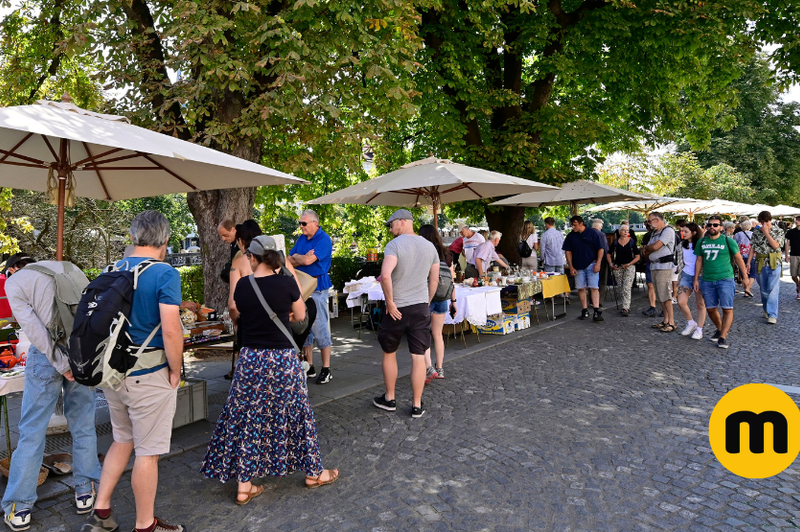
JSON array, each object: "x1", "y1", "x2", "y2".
[
  {"x1": 429, "y1": 300, "x2": 449, "y2": 315},
  {"x1": 700, "y1": 278, "x2": 735, "y2": 309},
  {"x1": 574, "y1": 263, "x2": 599, "y2": 290},
  {"x1": 678, "y1": 271, "x2": 695, "y2": 289},
  {"x1": 645, "y1": 263, "x2": 652, "y2": 284}
]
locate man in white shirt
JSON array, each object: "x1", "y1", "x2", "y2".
[{"x1": 460, "y1": 225, "x2": 486, "y2": 278}]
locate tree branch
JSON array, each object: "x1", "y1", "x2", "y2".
[{"x1": 27, "y1": 0, "x2": 66, "y2": 103}]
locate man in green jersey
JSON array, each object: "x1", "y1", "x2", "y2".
[{"x1": 693, "y1": 215, "x2": 749, "y2": 349}]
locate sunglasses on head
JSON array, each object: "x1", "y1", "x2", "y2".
[{"x1": 706, "y1": 223, "x2": 721, "y2": 228}]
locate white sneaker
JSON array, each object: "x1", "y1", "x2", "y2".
[
  {"x1": 4, "y1": 506, "x2": 31, "y2": 531},
  {"x1": 681, "y1": 321, "x2": 697, "y2": 336},
  {"x1": 763, "y1": 311, "x2": 769, "y2": 319},
  {"x1": 691, "y1": 328, "x2": 704, "y2": 340},
  {"x1": 767, "y1": 317, "x2": 777, "y2": 324},
  {"x1": 75, "y1": 490, "x2": 95, "y2": 515}
]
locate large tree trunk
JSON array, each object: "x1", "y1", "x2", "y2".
[
  {"x1": 485, "y1": 206, "x2": 525, "y2": 266},
  {"x1": 187, "y1": 187, "x2": 256, "y2": 311}
]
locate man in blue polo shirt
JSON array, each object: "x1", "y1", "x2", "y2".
[
  {"x1": 562, "y1": 215, "x2": 606, "y2": 322},
  {"x1": 289, "y1": 209, "x2": 334, "y2": 384}
]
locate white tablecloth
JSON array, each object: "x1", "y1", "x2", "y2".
[
  {"x1": 0, "y1": 370, "x2": 25, "y2": 396},
  {"x1": 344, "y1": 280, "x2": 502, "y2": 326}
]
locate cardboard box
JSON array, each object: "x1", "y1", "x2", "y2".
[
  {"x1": 471, "y1": 314, "x2": 516, "y2": 335},
  {"x1": 514, "y1": 312, "x2": 531, "y2": 330},
  {"x1": 173, "y1": 379, "x2": 208, "y2": 428},
  {"x1": 501, "y1": 297, "x2": 532, "y2": 315}
]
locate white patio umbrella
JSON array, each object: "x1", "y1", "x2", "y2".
[
  {"x1": 307, "y1": 156, "x2": 557, "y2": 224},
  {"x1": 586, "y1": 195, "x2": 687, "y2": 215},
  {"x1": 0, "y1": 95, "x2": 307, "y2": 259},
  {"x1": 690, "y1": 199, "x2": 760, "y2": 216},
  {"x1": 770, "y1": 204, "x2": 800, "y2": 217},
  {"x1": 489, "y1": 180, "x2": 651, "y2": 214}
]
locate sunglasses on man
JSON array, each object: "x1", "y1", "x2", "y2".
[
  {"x1": 299, "y1": 220, "x2": 316, "y2": 227},
  {"x1": 706, "y1": 223, "x2": 721, "y2": 228}
]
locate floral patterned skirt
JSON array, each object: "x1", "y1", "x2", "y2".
[{"x1": 200, "y1": 347, "x2": 323, "y2": 483}]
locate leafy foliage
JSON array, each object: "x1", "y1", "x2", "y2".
[{"x1": 679, "y1": 55, "x2": 800, "y2": 205}]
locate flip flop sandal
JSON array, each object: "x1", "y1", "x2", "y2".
[
  {"x1": 235, "y1": 485, "x2": 265, "y2": 506},
  {"x1": 651, "y1": 322, "x2": 667, "y2": 329},
  {"x1": 660, "y1": 324, "x2": 676, "y2": 332},
  {"x1": 305, "y1": 469, "x2": 340, "y2": 489},
  {"x1": 743, "y1": 290, "x2": 753, "y2": 297}
]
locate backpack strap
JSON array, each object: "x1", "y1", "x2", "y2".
[{"x1": 248, "y1": 275, "x2": 300, "y2": 353}]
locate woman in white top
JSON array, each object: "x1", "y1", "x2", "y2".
[
  {"x1": 676, "y1": 222, "x2": 707, "y2": 339},
  {"x1": 520, "y1": 220, "x2": 539, "y2": 270}
]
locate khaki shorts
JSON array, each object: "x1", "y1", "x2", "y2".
[
  {"x1": 103, "y1": 366, "x2": 177, "y2": 456},
  {"x1": 651, "y1": 269, "x2": 674, "y2": 303},
  {"x1": 791, "y1": 256, "x2": 800, "y2": 278}
]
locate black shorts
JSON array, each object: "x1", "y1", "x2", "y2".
[{"x1": 378, "y1": 303, "x2": 431, "y2": 355}]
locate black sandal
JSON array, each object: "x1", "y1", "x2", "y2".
[
  {"x1": 651, "y1": 322, "x2": 667, "y2": 329},
  {"x1": 660, "y1": 324, "x2": 676, "y2": 332},
  {"x1": 743, "y1": 290, "x2": 753, "y2": 297}
]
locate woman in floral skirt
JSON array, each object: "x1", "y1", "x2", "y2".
[{"x1": 201, "y1": 235, "x2": 339, "y2": 504}]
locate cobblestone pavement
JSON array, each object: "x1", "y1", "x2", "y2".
[{"x1": 19, "y1": 278, "x2": 800, "y2": 531}]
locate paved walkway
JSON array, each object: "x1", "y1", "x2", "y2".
[{"x1": 7, "y1": 277, "x2": 800, "y2": 531}]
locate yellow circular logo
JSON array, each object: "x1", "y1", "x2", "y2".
[{"x1": 709, "y1": 384, "x2": 800, "y2": 479}]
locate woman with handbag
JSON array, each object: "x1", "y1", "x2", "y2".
[
  {"x1": 419, "y1": 225, "x2": 456, "y2": 382},
  {"x1": 519, "y1": 220, "x2": 539, "y2": 271},
  {"x1": 606, "y1": 225, "x2": 640, "y2": 316},
  {"x1": 201, "y1": 236, "x2": 339, "y2": 504}
]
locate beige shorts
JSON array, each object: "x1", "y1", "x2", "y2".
[
  {"x1": 103, "y1": 366, "x2": 177, "y2": 456},
  {"x1": 791, "y1": 256, "x2": 800, "y2": 278},
  {"x1": 651, "y1": 269, "x2": 674, "y2": 303}
]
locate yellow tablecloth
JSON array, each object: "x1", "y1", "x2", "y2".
[{"x1": 541, "y1": 275, "x2": 570, "y2": 298}]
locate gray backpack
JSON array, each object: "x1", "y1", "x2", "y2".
[{"x1": 25, "y1": 262, "x2": 89, "y2": 348}]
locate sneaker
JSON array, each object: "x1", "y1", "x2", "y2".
[
  {"x1": 681, "y1": 321, "x2": 697, "y2": 337},
  {"x1": 425, "y1": 366, "x2": 438, "y2": 384},
  {"x1": 435, "y1": 367, "x2": 444, "y2": 379},
  {"x1": 657, "y1": 310, "x2": 664, "y2": 318},
  {"x1": 411, "y1": 404, "x2": 426, "y2": 419},
  {"x1": 4, "y1": 507, "x2": 31, "y2": 532},
  {"x1": 306, "y1": 365, "x2": 317, "y2": 379},
  {"x1": 763, "y1": 311, "x2": 769, "y2": 319},
  {"x1": 373, "y1": 394, "x2": 396, "y2": 412},
  {"x1": 709, "y1": 330, "x2": 721, "y2": 343},
  {"x1": 578, "y1": 309, "x2": 590, "y2": 320},
  {"x1": 592, "y1": 310, "x2": 604, "y2": 322},
  {"x1": 76, "y1": 491, "x2": 95, "y2": 515},
  {"x1": 315, "y1": 367, "x2": 332, "y2": 385},
  {"x1": 795, "y1": 292, "x2": 800, "y2": 300},
  {"x1": 717, "y1": 337, "x2": 730, "y2": 349},
  {"x1": 620, "y1": 309, "x2": 629, "y2": 316},
  {"x1": 641, "y1": 307, "x2": 656, "y2": 317},
  {"x1": 135, "y1": 517, "x2": 185, "y2": 532},
  {"x1": 81, "y1": 510, "x2": 119, "y2": 532},
  {"x1": 691, "y1": 328, "x2": 703, "y2": 340},
  {"x1": 767, "y1": 317, "x2": 777, "y2": 324}
]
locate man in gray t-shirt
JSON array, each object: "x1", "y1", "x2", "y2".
[{"x1": 373, "y1": 209, "x2": 439, "y2": 419}]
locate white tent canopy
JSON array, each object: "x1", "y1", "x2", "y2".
[
  {"x1": 585, "y1": 195, "x2": 687, "y2": 214},
  {"x1": 770, "y1": 204, "x2": 800, "y2": 217}
]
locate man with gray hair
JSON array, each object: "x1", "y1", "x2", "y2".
[
  {"x1": 289, "y1": 209, "x2": 334, "y2": 384},
  {"x1": 83, "y1": 210, "x2": 185, "y2": 532},
  {"x1": 473, "y1": 230, "x2": 509, "y2": 277},
  {"x1": 3, "y1": 256, "x2": 102, "y2": 531}
]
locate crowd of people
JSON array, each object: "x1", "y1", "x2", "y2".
[{"x1": 1, "y1": 205, "x2": 799, "y2": 531}]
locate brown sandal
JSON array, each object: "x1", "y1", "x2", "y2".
[
  {"x1": 651, "y1": 322, "x2": 667, "y2": 329},
  {"x1": 305, "y1": 469, "x2": 340, "y2": 488},
  {"x1": 660, "y1": 324, "x2": 676, "y2": 333},
  {"x1": 235, "y1": 484, "x2": 264, "y2": 506}
]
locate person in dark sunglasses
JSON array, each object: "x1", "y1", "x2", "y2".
[{"x1": 693, "y1": 215, "x2": 749, "y2": 349}]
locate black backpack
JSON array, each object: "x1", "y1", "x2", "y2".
[
  {"x1": 518, "y1": 239, "x2": 533, "y2": 258},
  {"x1": 431, "y1": 261, "x2": 454, "y2": 303},
  {"x1": 68, "y1": 259, "x2": 162, "y2": 389}
]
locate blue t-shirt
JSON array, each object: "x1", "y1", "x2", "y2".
[
  {"x1": 114, "y1": 257, "x2": 182, "y2": 347},
  {"x1": 289, "y1": 228, "x2": 333, "y2": 291},
  {"x1": 562, "y1": 228, "x2": 606, "y2": 270}
]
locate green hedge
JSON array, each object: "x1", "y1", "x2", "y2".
[
  {"x1": 329, "y1": 256, "x2": 361, "y2": 291},
  {"x1": 83, "y1": 265, "x2": 204, "y2": 304}
]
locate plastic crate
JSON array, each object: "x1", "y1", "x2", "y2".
[{"x1": 172, "y1": 379, "x2": 208, "y2": 429}]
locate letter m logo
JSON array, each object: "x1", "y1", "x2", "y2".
[{"x1": 725, "y1": 411, "x2": 789, "y2": 454}]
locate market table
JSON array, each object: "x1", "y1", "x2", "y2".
[{"x1": 539, "y1": 274, "x2": 570, "y2": 320}]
